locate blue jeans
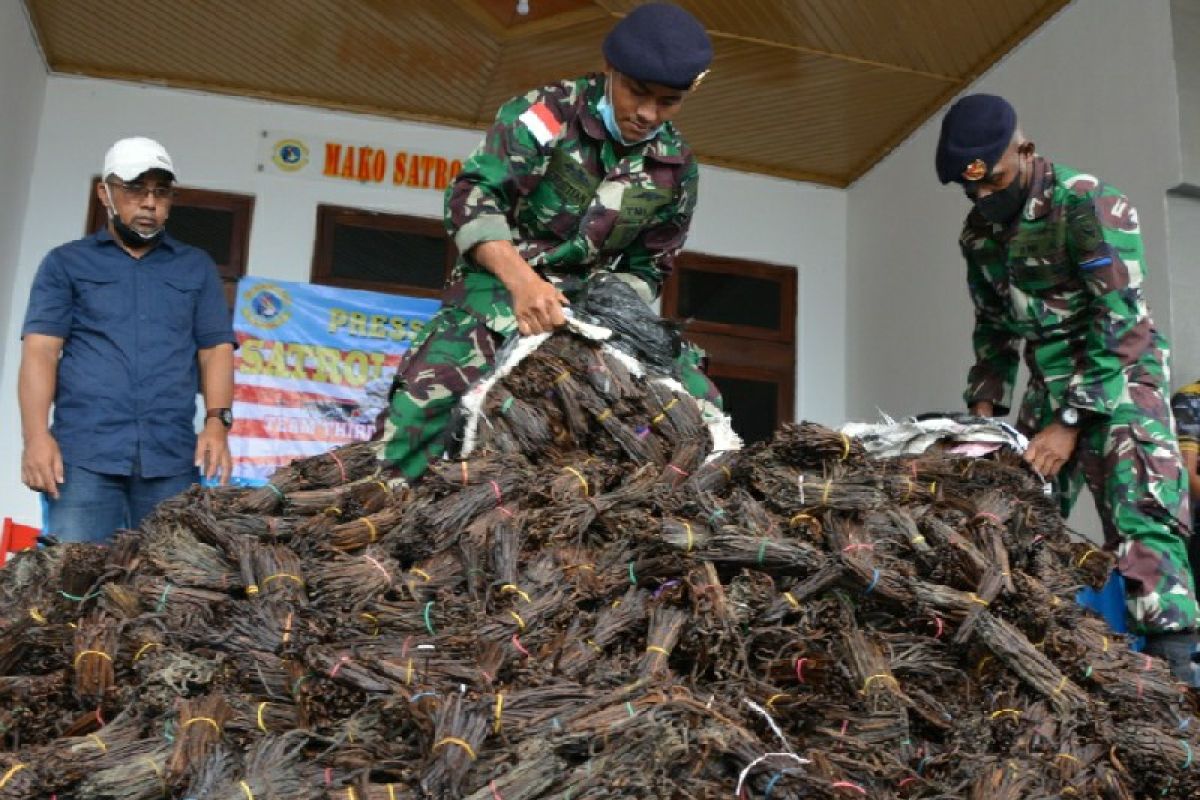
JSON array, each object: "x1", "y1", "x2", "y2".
[{"x1": 44, "y1": 463, "x2": 197, "y2": 544}]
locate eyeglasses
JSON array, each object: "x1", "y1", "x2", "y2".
[{"x1": 107, "y1": 179, "x2": 175, "y2": 200}]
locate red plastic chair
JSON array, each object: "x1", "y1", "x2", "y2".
[{"x1": 1, "y1": 518, "x2": 40, "y2": 564}]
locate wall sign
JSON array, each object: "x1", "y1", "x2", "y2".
[{"x1": 259, "y1": 130, "x2": 464, "y2": 192}]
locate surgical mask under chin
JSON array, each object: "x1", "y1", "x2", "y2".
[
  {"x1": 598, "y1": 79, "x2": 661, "y2": 146},
  {"x1": 104, "y1": 183, "x2": 165, "y2": 248},
  {"x1": 974, "y1": 170, "x2": 1028, "y2": 226}
]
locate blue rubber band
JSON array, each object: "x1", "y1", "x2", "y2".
[
  {"x1": 763, "y1": 772, "x2": 785, "y2": 799},
  {"x1": 156, "y1": 583, "x2": 173, "y2": 613},
  {"x1": 1182, "y1": 739, "x2": 1193, "y2": 769},
  {"x1": 865, "y1": 568, "x2": 881, "y2": 594},
  {"x1": 628, "y1": 562, "x2": 637, "y2": 585},
  {"x1": 409, "y1": 692, "x2": 437, "y2": 703}
]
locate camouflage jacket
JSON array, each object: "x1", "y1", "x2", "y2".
[
  {"x1": 962, "y1": 158, "x2": 1169, "y2": 418},
  {"x1": 443, "y1": 73, "x2": 699, "y2": 334},
  {"x1": 1172, "y1": 381, "x2": 1200, "y2": 455}
]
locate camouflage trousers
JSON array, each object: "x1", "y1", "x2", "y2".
[
  {"x1": 1019, "y1": 382, "x2": 1198, "y2": 634},
  {"x1": 381, "y1": 304, "x2": 722, "y2": 480}
]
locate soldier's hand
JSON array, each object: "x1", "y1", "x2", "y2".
[
  {"x1": 21, "y1": 432, "x2": 64, "y2": 499},
  {"x1": 511, "y1": 273, "x2": 569, "y2": 336},
  {"x1": 970, "y1": 401, "x2": 995, "y2": 418},
  {"x1": 1023, "y1": 422, "x2": 1080, "y2": 478}
]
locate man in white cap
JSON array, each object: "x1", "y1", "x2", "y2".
[{"x1": 17, "y1": 137, "x2": 236, "y2": 542}]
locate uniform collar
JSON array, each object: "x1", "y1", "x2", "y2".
[
  {"x1": 1021, "y1": 156, "x2": 1055, "y2": 222},
  {"x1": 581, "y1": 74, "x2": 688, "y2": 165}
]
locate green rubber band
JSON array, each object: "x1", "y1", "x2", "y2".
[
  {"x1": 156, "y1": 583, "x2": 173, "y2": 613},
  {"x1": 1182, "y1": 740, "x2": 1193, "y2": 770},
  {"x1": 1083, "y1": 665, "x2": 1093, "y2": 679},
  {"x1": 266, "y1": 482, "x2": 285, "y2": 500},
  {"x1": 757, "y1": 539, "x2": 768, "y2": 565},
  {"x1": 423, "y1": 601, "x2": 436, "y2": 635},
  {"x1": 59, "y1": 590, "x2": 100, "y2": 602},
  {"x1": 627, "y1": 562, "x2": 637, "y2": 585},
  {"x1": 500, "y1": 396, "x2": 515, "y2": 414},
  {"x1": 625, "y1": 701, "x2": 636, "y2": 717}
]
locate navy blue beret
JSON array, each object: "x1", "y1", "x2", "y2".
[
  {"x1": 602, "y1": 3, "x2": 713, "y2": 90},
  {"x1": 935, "y1": 93, "x2": 1018, "y2": 185}
]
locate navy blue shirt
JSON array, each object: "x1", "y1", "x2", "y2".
[{"x1": 21, "y1": 230, "x2": 236, "y2": 478}]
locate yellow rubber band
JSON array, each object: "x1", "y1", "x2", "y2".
[
  {"x1": 246, "y1": 584, "x2": 260, "y2": 596},
  {"x1": 240, "y1": 780, "x2": 255, "y2": 800},
  {"x1": 494, "y1": 692, "x2": 505, "y2": 734},
  {"x1": 364, "y1": 517, "x2": 379, "y2": 543},
  {"x1": 323, "y1": 506, "x2": 342, "y2": 516},
  {"x1": 1076, "y1": 550, "x2": 1098, "y2": 568},
  {"x1": 862, "y1": 674, "x2": 897, "y2": 692},
  {"x1": 1057, "y1": 753, "x2": 1080, "y2": 764},
  {"x1": 553, "y1": 371, "x2": 571, "y2": 386},
  {"x1": 360, "y1": 612, "x2": 380, "y2": 636},
  {"x1": 88, "y1": 734, "x2": 107, "y2": 752},
  {"x1": 133, "y1": 642, "x2": 161, "y2": 661},
  {"x1": 0, "y1": 764, "x2": 26, "y2": 790},
  {"x1": 509, "y1": 611, "x2": 526, "y2": 630},
  {"x1": 840, "y1": 433, "x2": 851, "y2": 460},
  {"x1": 434, "y1": 736, "x2": 477, "y2": 760},
  {"x1": 929, "y1": 481, "x2": 937, "y2": 495},
  {"x1": 766, "y1": 693, "x2": 787, "y2": 709},
  {"x1": 821, "y1": 479, "x2": 833, "y2": 505},
  {"x1": 684, "y1": 522, "x2": 694, "y2": 553},
  {"x1": 184, "y1": 716, "x2": 221, "y2": 734},
  {"x1": 405, "y1": 658, "x2": 413, "y2": 685},
  {"x1": 263, "y1": 573, "x2": 304, "y2": 587},
  {"x1": 257, "y1": 702, "x2": 270, "y2": 733},
  {"x1": 500, "y1": 584, "x2": 531, "y2": 603},
  {"x1": 1102, "y1": 636, "x2": 1110, "y2": 653},
  {"x1": 976, "y1": 656, "x2": 993, "y2": 675},
  {"x1": 411, "y1": 568, "x2": 432, "y2": 582},
  {"x1": 1053, "y1": 676, "x2": 1068, "y2": 695},
  {"x1": 596, "y1": 409, "x2": 612, "y2": 423},
  {"x1": 968, "y1": 593, "x2": 990, "y2": 607},
  {"x1": 73, "y1": 649, "x2": 112, "y2": 668},
  {"x1": 651, "y1": 412, "x2": 666, "y2": 425},
  {"x1": 563, "y1": 466, "x2": 589, "y2": 495},
  {"x1": 387, "y1": 785, "x2": 397, "y2": 800},
  {"x1": 782, "y1": 591, "x2": 800, "y2": 609},
  {"x1": 28, "y1": 607, "x2": 46, "y2": 624},
  {"x1": 585, "y1": 638, "x2": 602, "y2": 653},
  {"x1": 646, "y1": 645, "x2": 669, "y2": 656},
  {"x1": 910, "y1": 535, "x2": 926, "y2": 545},
  {"x1": 990, "y1": 708, "x2": 1021, "y2": 720},
  {"x1": 375, "y1": 480, "x2": 391, "y2": 497},
  {"x1": 721, "y1": 466, "x2": 732, "y2": 480},
  {"x1": 345, "y1": 788, "x2": 358, "y2": 800}
]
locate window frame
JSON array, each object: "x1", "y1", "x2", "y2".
[
  {"x1": 660, "y1": 251, "x2": 796, "y2": 344},
  {"x1": 310, "y1": 204, "x2": 455, "y2": 299}
]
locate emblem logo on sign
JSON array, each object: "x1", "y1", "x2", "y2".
[
  {"x1": 962, "y1": 159, "x2": 988, "y2": 182},
  {"x1": 272, "y1": 139, "x2": 310, "y2": 172},
  {"x1": 242, "y1": 284, "x2": 293, "y2": 329}
]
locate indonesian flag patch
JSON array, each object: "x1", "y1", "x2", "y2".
[{"x1": 518, "y1": 102, "x2": 562, "y2": 146}]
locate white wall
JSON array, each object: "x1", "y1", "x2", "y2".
[
  {"x1": 0, "y1": 74, "x2": 845, "y2": 525},
  {"x1": 845, "y1": 0, "x2": 1183, "y2": 538},
  {"x1": 0, "y1": 2, "x2": 47, "y2": 383}
]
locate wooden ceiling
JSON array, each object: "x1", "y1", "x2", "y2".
[{"x1": 24, "y1": 0, "x2": 1070, "y2": 187}]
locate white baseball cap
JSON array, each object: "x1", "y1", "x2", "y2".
[{"x1": 102, "y1": 137, "x2": 176, "y2": 182}]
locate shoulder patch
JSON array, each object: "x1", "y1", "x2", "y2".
[{"x1": 518, "y1": 102, "x2": 563, "y2": 147}]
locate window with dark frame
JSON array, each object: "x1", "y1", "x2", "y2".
[
  {"x1": 86, "y1": 177, "x2": 254, "y2": 312},
  {"x1": 311, "y1": 205, "x2": 455, "y2": 299},
  {"x1": 661, "y1": 252, "x2": 797, "y2": 445}
]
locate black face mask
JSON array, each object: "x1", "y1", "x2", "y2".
[
  {"x1": 111, "y1": 213, "x2": 165, "y2": 248},
  {"x1": 974, "y1": 170, "x2": 1028, "y2": 226}
]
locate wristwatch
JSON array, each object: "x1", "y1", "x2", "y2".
[
  {"x1": 1056, "y1": 406, "x2": 1082, "y2": 428},
  {"x1": 206, "y1": 408, "x2": 234, "y2": 429}
]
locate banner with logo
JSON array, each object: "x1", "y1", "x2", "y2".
[
  {"x1": 230, "y1": 278, "x2": 441, "y2": 484},
  {"x1": 259, "y1": 130, "x2": 464, "y2": 193}
]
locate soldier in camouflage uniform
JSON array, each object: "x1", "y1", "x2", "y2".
[
  {"x1": 382, "y1": 2, "x2": 720, "y2": 480},
  {"x1": 936, "y1": 94, "x2": 1199, "y2": 680}
]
